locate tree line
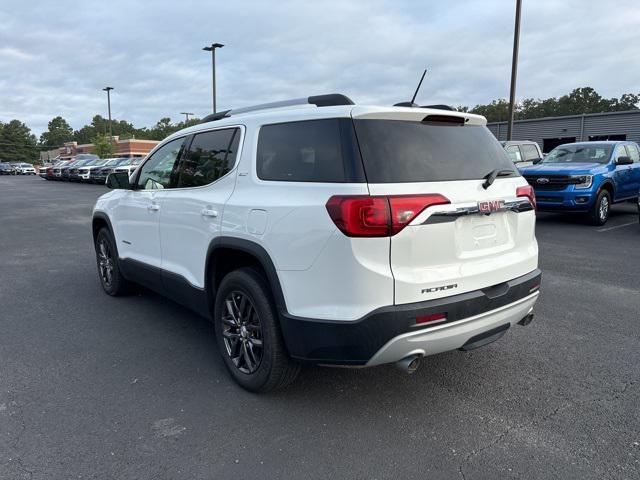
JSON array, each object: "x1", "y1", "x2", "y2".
[
  {"x1": 459, "y1": 87, "x2": 639, "y2": 123},
  {"x1": 1, "y1": 86, "x2": 638, "y2": 163}
]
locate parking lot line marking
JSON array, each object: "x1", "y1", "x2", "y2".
[{"x1": 597, "y1": 221, "x2": 638, "y2": 233}]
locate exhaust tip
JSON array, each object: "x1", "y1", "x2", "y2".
[
  {"x1": 396, "y1": 355, "x2": 421, "y2": 374},
  {"x1": 518, "y1": 313, "x2": 534, "y2": 326}
]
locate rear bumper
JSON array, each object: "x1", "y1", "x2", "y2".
[{"x1": 279, "y1": 269, "x2": 542, "y2": 365}]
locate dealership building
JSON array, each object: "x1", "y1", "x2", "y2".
[
  {"x1": 41, "y1": 136, "x2": 160, "y2": 161},
  {"x1": 487, "y1": 109, "x2": 640, "y2": 153}
]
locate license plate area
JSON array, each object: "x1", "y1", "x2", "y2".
[{"x1": 455, "y1": 213, "x2": 513, "y2": 257}]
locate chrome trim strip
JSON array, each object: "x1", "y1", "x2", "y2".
[{"x1": 421, "y1": 199, "x2": 533, "y2": 224}]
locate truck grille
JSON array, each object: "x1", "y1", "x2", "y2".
[{"x1": 524, "y1": 175, "x2": 577, "y2": 191}]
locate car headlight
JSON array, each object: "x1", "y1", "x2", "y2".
[{"x1": 572, "y1": 175, "x2": 593, "y2": 189}]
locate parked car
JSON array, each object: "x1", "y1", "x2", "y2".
[
  {"x1": 39, "y1": 163, "x2": 53, "y2": 179},
  {"x1": 114, "y1": 157, "x2": 143, "y2": 177},
  {"x1": 92, "y1": 94, "x2": 541, "y2": 392},
  {"x1": 12, "y1": 163, "x2": 37, "y2": 175},
  {"x1": 520, "y1": 141, "x2": 640, "y2": 225},
  {"x1": 69, "y1": 157, "x2": 101, "y2": 182},
  {"x1": 0, "y1": 162, "x2": 16, "y2": 175},
  {"x1": 91, "y1": 158, "x2": 130, "y2": 184},
  {"x1": 501, "y1": 141, "x2": 543, "y2": 168},
  {"x1": 51, "y1": 160, "x2": 71, "y2": 180},
  {"x1": 77, "y1": 159, "x2": 109, "y2": 182}
]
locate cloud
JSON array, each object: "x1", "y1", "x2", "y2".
[{"x1": 0, "y1": 0, "x2": 638, "y2": 136}]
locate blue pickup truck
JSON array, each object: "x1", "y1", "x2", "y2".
[{"x1": 519, "y1": 141, "x2": 640, "y2": 225}]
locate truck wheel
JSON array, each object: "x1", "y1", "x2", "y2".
[
  {"x1": 214, "y1": 268, "x2": 300, "y2": 392},
  {"x1": 588, "y1": 190, "x2": 610, "y2": 226},
  {"x1": 95, "y1": 228, "x2": 131, "y2": 296}
]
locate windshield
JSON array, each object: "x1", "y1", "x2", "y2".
[
  {"x1": 354, "y1": 120, "x2": 516, "y2": 183},
  {"x1": 542, "y1": 144, "x2": 613, "y2": 164}
]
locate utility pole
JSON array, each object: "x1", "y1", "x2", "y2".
[
  {"x1": 202, "y1": 43, "x2": 224, "y2": 113},
  {"x1": 180, "y1": 112, "x2": 194, "y2": 122},
  {"x1": 506, "y1": 0, "x2": 522, "y2": 141},
  {"x1": 102, "y1": 86, "x2": 114, "y2": 139}
]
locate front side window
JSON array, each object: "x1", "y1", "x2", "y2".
[
  {"x1": 136, "y1": 137, "x2": 185, "y2": 190},
  {"x1": 175, "y1": 128, "x2": 240, "y2": 188},
  {"x1": 257, "y1": 119, "x2": 364, "y2": 183},
  {"x1": 614, "y1": 145, "x2": 629, "y2": 161},
  {"x1": 506, "y1": 145, "x2": 522, "y2": 163}
]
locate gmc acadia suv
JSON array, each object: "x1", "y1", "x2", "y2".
[{"x1": 92, "y1": 94, "x2": 541, "y2": 392}]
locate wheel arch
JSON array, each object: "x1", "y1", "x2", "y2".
[
  {"x1": 205, "y1": 237, "x2": 287, "y2": 316},
  {"x1": 598, "y1": 179, "x2": 614, "y2": 199},
  {"x1": 92, "y1": 212, "x2": 115, "y2": 243}
]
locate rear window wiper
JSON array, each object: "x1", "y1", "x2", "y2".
[{"x1": 482, "y1": 169, "x2": 515, "y2": 189}]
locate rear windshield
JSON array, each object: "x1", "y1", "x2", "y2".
[{"x1": 353, "y1": 119, "x2": 516, "y2": 183}]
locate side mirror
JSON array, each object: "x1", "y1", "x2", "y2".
[
  {"x1": 532, "y1": 158, "x2": 543, "y2": 165},
  {"x1": 616, "y1": 156, "x2": 633, "y2": 166},
  {"x1": 106, "y1": 172, "x2": 132, "y2": 189}
]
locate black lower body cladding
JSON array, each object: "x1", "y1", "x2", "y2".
[{"x1": 278, "y1": 269, "x2": 542, "y2": 365}]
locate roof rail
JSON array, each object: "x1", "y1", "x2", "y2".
[{"x1": 200, "y1": 93, "x2": 354, "y2": 124}]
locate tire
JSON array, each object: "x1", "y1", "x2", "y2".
[
  {"x1": 588, "y1": 189, "x2": 611, "y2": 226},
  {"x1": 213, "y1": 268, "x2": 300, "y2": 392},
  {"x1": 94, "y1": 228, "x2": 131, "y2": 296}
]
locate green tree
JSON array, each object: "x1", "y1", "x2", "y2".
[
  {"x1": 0, "y1": 119, "x2": 38, "y2": 163},
  {"x1": 91, "y1": 134, "x2": 114, "y2": 158},
  {"x1": 469, "y1": 99, "x2": 511, "y2": 123},
  {"x1": 40, "y1": 116, "x2": 74, "y2": 147},
  {"x1": 461, "y1": 87, "x2": 639, "y2": 122}
]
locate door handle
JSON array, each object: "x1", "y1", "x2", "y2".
[
  {"x1": 147, "y1": 204, "x2": 160, "y2": 212},
  {"x1": 201, "y1": 208, "x2": 218, "y2": 218}
]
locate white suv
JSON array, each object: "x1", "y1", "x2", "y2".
[{"x1": 92, "y1": 94, "x2": 541, "y2": 392}]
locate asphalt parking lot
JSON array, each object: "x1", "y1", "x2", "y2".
[{"x1": 1, "y1": 175, "x2": 639, "y2": 480}]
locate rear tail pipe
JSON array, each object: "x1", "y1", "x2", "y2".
[
  {"x1": 517, "y1": 312, "x2": 534, "y2": 326},
  {"x1": 396, "y1": 354, "x2": 422, "y2": 374}
]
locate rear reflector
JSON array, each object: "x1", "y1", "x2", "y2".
[
  {"x1": 326, "y1": 194, "x2": 450, "y2": 237},
  {"x1": 416, "y1": 312, "x2": 447, "y2": 325},
  {"x1": 516, "y1": 185, "x2": 537, "y2": 210}
]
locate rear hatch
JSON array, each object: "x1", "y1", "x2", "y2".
[{"x1": 351, "y1": 107, "x2": 538, "y2": 305}]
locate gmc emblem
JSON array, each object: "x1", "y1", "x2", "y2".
[{"x1": 478, "y1": 199, "x2": 505, "y2": 214}]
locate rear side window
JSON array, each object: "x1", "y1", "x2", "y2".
[
  {"x1": 176, "y1": 128, "x2": 240, "y2": 188},
  {"x1": 257, "y1": 119, "x2": 365, "y2": 182},
  {"x1": 521, "y1": 144, "x2": 541, "y2": 161},
  {"x1": 506, "y1": 145, "x2": 522, "y2": 163},
  {"x1": 354, "y1": 120, "x2": 517, "y2": 183}
]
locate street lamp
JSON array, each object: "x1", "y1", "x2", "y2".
[
  {"x1": 202, "y1": 43, "x2": 224, "y2": 113},
  {"x1": 102, "y1": 86, "x2": 114, "y2": 139},
  {"x1": 506, "y1": 0, "x2": 522, "y2": 141},
  {"x1": 180, "y1": 112, "x2": 194, "y2": 122}
]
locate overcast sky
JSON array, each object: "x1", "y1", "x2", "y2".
[{"x1": 1, "y1": 0, "x2": 639, "y2": 136}]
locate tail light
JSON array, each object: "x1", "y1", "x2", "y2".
[
  {"x1": 326, "y1": 194, "x2": 450, "y2": 237},
  {"x1": 516, "y1": 185, "x2": 536, "y2": 210}
]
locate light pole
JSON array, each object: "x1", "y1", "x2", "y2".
[
  {"x1": 102, "y1": 86, "x2": 114, "y2": 139},
  {"x1": 180, "y1": 112, "x2": 194, "y2": 122},
  {"x1": 202, "y1": 43, "x2": 224, "y2": 113},
  {"x1": 506, "y1": 0, "x2": 522, "y2": 141}
]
